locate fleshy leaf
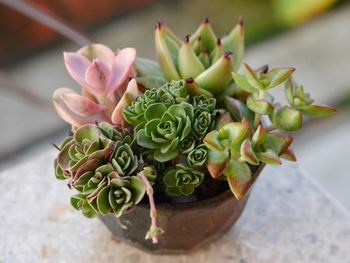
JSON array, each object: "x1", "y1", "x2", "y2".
[
  {"x1": 240, "y1": 139, "x2": 259, "y2": 165},
  {"x1": 224, "y1": 159, "x2": 252, "y2": 200},
  {"x1": 107, "y1": 48, "x2": 136, "y2": 94},
  {"x1": 247, "y1": 96, "x2": 274, "y2": 115},
  {"x1": 273, "y1": 106, "x2": 302, "y2": 132},
  {"x1": 256, "y1": 149, "x2": 281, "y2": 165},
  {"x1": 266, "y1": 67, "x2": 295, "y2": 89},
  {"x1": 297, "y1": 104, "x2": 336, "y2": 117}
]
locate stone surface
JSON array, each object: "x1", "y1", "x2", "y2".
[{"x1": 0, "y1": 149, "x2": 349, "y2": 262}]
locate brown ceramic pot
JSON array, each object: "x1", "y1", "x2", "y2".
[{"x1": 99, "y1": 189, "x2": 250, "y2": 254}]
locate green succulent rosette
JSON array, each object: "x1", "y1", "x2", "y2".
[
  {"x1": 136, "y1": 101, "x2": 194, "y2": 162},
  {"x1": 193, "y1": 95, "x2": 216, "y2": 113},
  {"x1": 187, "y1": 144, "x2": 208, "y2": 166},
  {"x1": 54, "y1": 123, "x2": 146, "y2": 218},
  {"x1": 96, "y1": 175, "x2": 146, "y2": 216},
  {"x1": 163, "y1": 164, "x2": 204, "y2": 196},
  {"x1": 179, "y1": 136, "x2": 196, "y2": 154},
  {"x1": 123, "y1": 80, "x2": 189, "y2": 127}
]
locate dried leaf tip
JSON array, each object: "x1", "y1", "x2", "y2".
[
  {"x1": 223, "y1": 51, "x2": 233, "y2": 59},
  {"x1": 155, "y1": 20, "x2": 163, "y2": 30},
  {"x1": 184, "y1": 35, "x2": 190, "y2": 43},
  {"x1": 203, "y1": 17, "x2": 210, "y2": 24},
  {"x1": 238, "y1": 16, "x2": 244, "y2": 26}
]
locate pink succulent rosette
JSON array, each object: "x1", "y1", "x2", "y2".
[{"x1": 53, "y1": 44, "x2": 140, "y2": 127}]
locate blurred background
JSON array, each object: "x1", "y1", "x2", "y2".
[{"x1": 0, "y1": 0, "x2": 349, "y2": 208}]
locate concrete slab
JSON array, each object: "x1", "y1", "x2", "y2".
[{"x1": 0, "y1": 149, "x2": 349, "y2": 262}]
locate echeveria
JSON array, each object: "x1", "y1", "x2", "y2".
[
  {"x1": 136, "y1": 102, "x2": 194, "y2": 162},
  {"x1": 97, "y1": 176, "x2": 145, "y2": 216},
  {"x1": 53, "y1": 44, "x2": 139, "y2": 127},
  {"x1": 187, "y1": 144, "x2": 208, "y2": 166},
  {"x1": 123, "y1": 80, "x2": 188, "y2": 126},
  {"x1": 163, "y1": 164, "x2": 204, "y2": 196}
]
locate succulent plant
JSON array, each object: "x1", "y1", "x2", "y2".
[
  {"x1": 203, "y1": 119, "x2": 293, "y2": 199},
  {"x1": 155, "y1": 18, "x2": 244, "y2": 97},
  {"x1": 54, "y1": 122, "x2": 146, "y2": 218},
  {"x1": 163, "y1": 164, "x2": 204, "y2": 196},
  {"x1": 137, "y1": 102, "x2": 194, "y2": 162},
  {"x1": 51, "y1": 18, "x2": 337, "y2": 245},
  {"x1": 123, "y1": 80, "x2": 188, "y2": 127},
  {"x1": 53, "y1": 44, "x2": 141, "y2": 127},
  {"x1": 187, "y1": 144, "x2": 208, "y2": 166}
]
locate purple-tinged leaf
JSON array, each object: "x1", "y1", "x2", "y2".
[
  {"x1": 63, "y1": 52, "x2": 90, "y2": 88},
  {"x1": 78, "y1": 44, "x2": 115, "y2": 67},
  {"x1": 85, "y1": 59, "x2": 110, "y2": 92},
  {"x1": 61, "y1": 93, "x2": 107, "y2": 117},
  {"x1": 107, "y1": 48, "x2": 136, "y2": 94},
  {"x1": 53, "y1": 88, "x2": 105, "y2": 127}
]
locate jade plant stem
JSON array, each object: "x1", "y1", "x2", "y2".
[{"x1": 138, "y1": 170, "x2": 164, "y2": 243}]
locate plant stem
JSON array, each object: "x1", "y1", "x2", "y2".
[
  {"x1": 138, "y1": 171, "x2": 163, "y2": 244},
  {"x1": 254, "y1": 113, "x2": 261, "y2": 129}
]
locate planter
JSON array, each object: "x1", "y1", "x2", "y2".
[
  {"x1": 98, "y1": 166, "x2": 263, "y2": 255},
  {"x1": 99, "y1": 190, "x2": 248, "y2": 254}
]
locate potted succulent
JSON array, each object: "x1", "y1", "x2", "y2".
[{"x1": 52, "y1": 18, "x2": 335, "y2": 254}]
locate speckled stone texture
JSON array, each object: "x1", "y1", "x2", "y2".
[{"x1": 0, "y1": 149, "x2": 349, "y2": 262}]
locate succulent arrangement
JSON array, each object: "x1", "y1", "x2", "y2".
[{"x1": 52, "y1": 18, "x2": 335, "y2": 243}]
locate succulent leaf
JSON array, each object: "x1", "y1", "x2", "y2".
[
  {"x1": 272, "y1": 106, "x2": 302, "y2": 132},
  {"x1": 221, "y1": 18, "x2": 244, "y2": 70},
  {"x1": 163, "y1": 164, "x2": 204, "y2": 196},
  {"x1": 178, "y1": 36, "x2": 205, "y2": 78},
  {"x1": 225, "y1": 159, "x2": 252, "y2": 200},
  {"x1": 195, "y1": 52, "x2": 234, "y2": 95}
]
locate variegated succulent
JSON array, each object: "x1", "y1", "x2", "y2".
[{"x1": 53, "y1": 44, "x2": 142, "y2": 127}]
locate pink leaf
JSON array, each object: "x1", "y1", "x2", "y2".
[
  {"x1": 107, "y1": 48, "x2": 136, "y2": 95},
  {"x1": 111, "y1": 79, "x2": 141, "y2": 125},
  {"x1": 85, "y1": 59, "x2": 110, "y2": 93},
  {"x1": 78, "y1": 44, "x2": 115, "y2": 67},
  {"x1": 61, "y1": 93, "x2": 107, "y2": 116},
  {"x1": 53, "y1": 88, "x2": 106, "y2": 127},
  {"x1": 63, "y1": 52, "x2": 91, "y2": 88}
]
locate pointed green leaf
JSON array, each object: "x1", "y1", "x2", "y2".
[
  {"x1": 297, "y1": 104, "x2": 336, "y2": 117},
  {"x1": 267, "y1": 67, "x2": 295, "y2": 89},
  {"x1": 247, "y1": 96, "x2": 274, "y2": 115}
]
